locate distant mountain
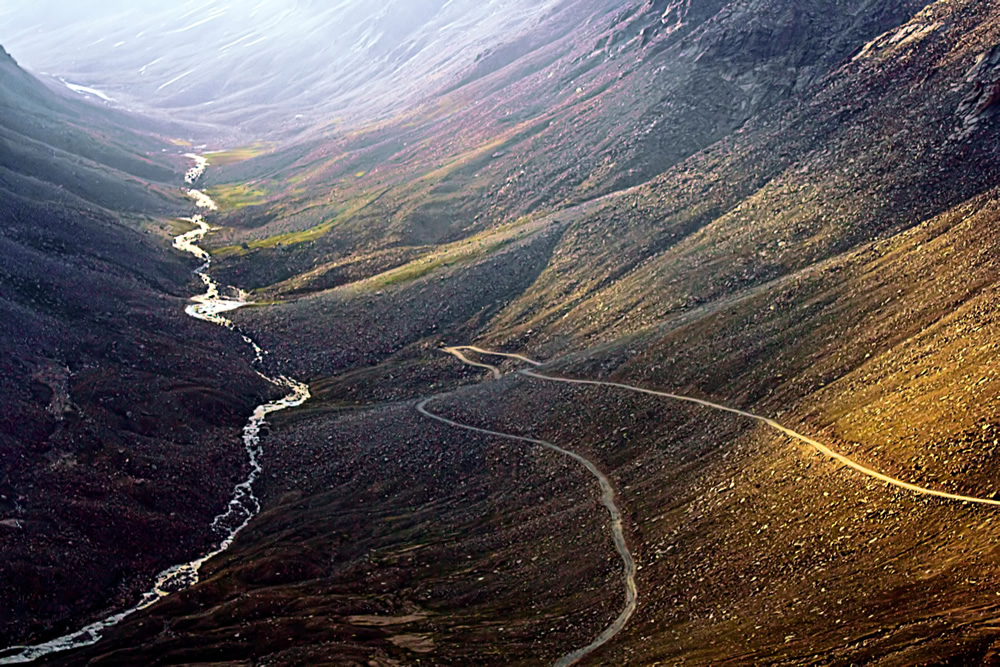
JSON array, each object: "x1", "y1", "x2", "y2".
[{"x1": 2, "y1": 0, "x2": 622, "y2": 134}]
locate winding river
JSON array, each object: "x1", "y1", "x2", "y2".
[{"x1": 0, "y1": 155, "x2": 310, "y2": 665}]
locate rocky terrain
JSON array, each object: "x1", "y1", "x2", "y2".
[
  {"x1": 6, "y1": 0, "x2": 1000, "y2": 664},
  {"x1": 0, "y1": 47, "x2": 276, "y2": 649}
]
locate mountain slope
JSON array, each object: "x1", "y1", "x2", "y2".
[
  {"x1": 0, "y1": 46, "x2": 275, "y2": 648},
  {"x1": 26, "y1": 0, "x2": 1000, "y2": 664},
  {"x1": 1, "y1": 0, "x2": 620, "y2": 134},
  {"x1": 10, "y1": 0, "x2": 1000, "y2": 664},
  {"x1": 192, "y1": 0, "x2": 925, "y2": 304}
]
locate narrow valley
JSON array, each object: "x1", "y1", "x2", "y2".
[{"x1": 5, "y1": 1, "x2": 1000, "y2": 665}]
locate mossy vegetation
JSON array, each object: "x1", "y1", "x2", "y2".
[
  {"x1": 211, "y1": 188, "x2": 388, "y2": 257},
  {"x1": 167, "y1": 217, "x2": 199, "y2": 235},
  {"x1": 204, "y1": 183, "x2": 269, "y2": 211},
  {"x1": 205, "y1": 143, "x2": 273, "y2": 166},
  {"x1": 350, "y1": 215, "x2": 541, "y2": 291},
  {"x1": 212, "y1": 220, "x2": 337, "y2": 257}
]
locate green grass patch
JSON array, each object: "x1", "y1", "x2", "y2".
[
  {"x1": 354, "y1": 215, "x2": 541, "y2": 291},
  {"x1": 249, "y1": 221, "x2": 336, "y2": 248},
  {"x1": 204, "y1": 143, "x2": 272, "y2": 166},
  {"x1": 167, "y1": 218, "x2": 198, "y2": 235},
  {"x1": 205, "y1": 183, "x2": 268, "y2": 211},
  {"x1": 210, "y1": 188, "x2": 390, "y2": 257},
  {"x1": 212, "y1": 220, "x2": 337, "y2": 257}
]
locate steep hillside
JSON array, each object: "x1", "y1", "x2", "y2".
[
  {"x1": 1, "y1": 0, "x2": 620, "y2": 134},
  {"x1": 195, "y1": 0, "x2": 924, "y2": 303},
  {"x1": 195, "y1": 0, "x2": 934, "y2": 383},
  {"x1": 27, "y1": 0, "x2": 1000, "y2": 665},
  {"x1": 10, "y1": 0, "x2": 1000, "y2": 664},
  {"x1": 0, "y1": 47, "x2": 275, "y2": 649}
]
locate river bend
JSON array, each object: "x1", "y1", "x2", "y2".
[{"x1": 0, "y1": 154, "x2": 309, "y2": 664}]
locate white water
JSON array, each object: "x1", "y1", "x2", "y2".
[
  {"x1": 61, "y1": 79, "x2": 116, "y2": 103},
  {"x1": 0, "y1": 156, "x2": 310, "y2": 664}
]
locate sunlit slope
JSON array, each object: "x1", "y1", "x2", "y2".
[
  {"x1": 486, "y1": 0, "x2": 1000, "y2": 349},
  {"x1": 199, "y1": 0, "x2": 980, "y2": 387},
  {"x1": 193, "y1": 0, "x2": 925, "y2": 298}
]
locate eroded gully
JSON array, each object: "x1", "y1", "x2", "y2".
[{"x1": 0, "y1": 155, "x2": 309, "y2": 665}]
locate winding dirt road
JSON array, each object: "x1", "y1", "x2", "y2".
[
  {"x1": 446, "y1": 346, "x2": 1000, "y2": 508},
  {"x1": 420, "y1": 347, "x2": 637, "y2": 667},
  {"x1": 424, "y1": 344, "x2": 1000, "y2": 665}
]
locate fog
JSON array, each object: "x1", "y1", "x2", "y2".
[
  {"x1": 2, "y1": 0, "x2": 341, "y2": 37},
  {"x1": 0, "y1": 0, "x2": 559, "y2": 132}
]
